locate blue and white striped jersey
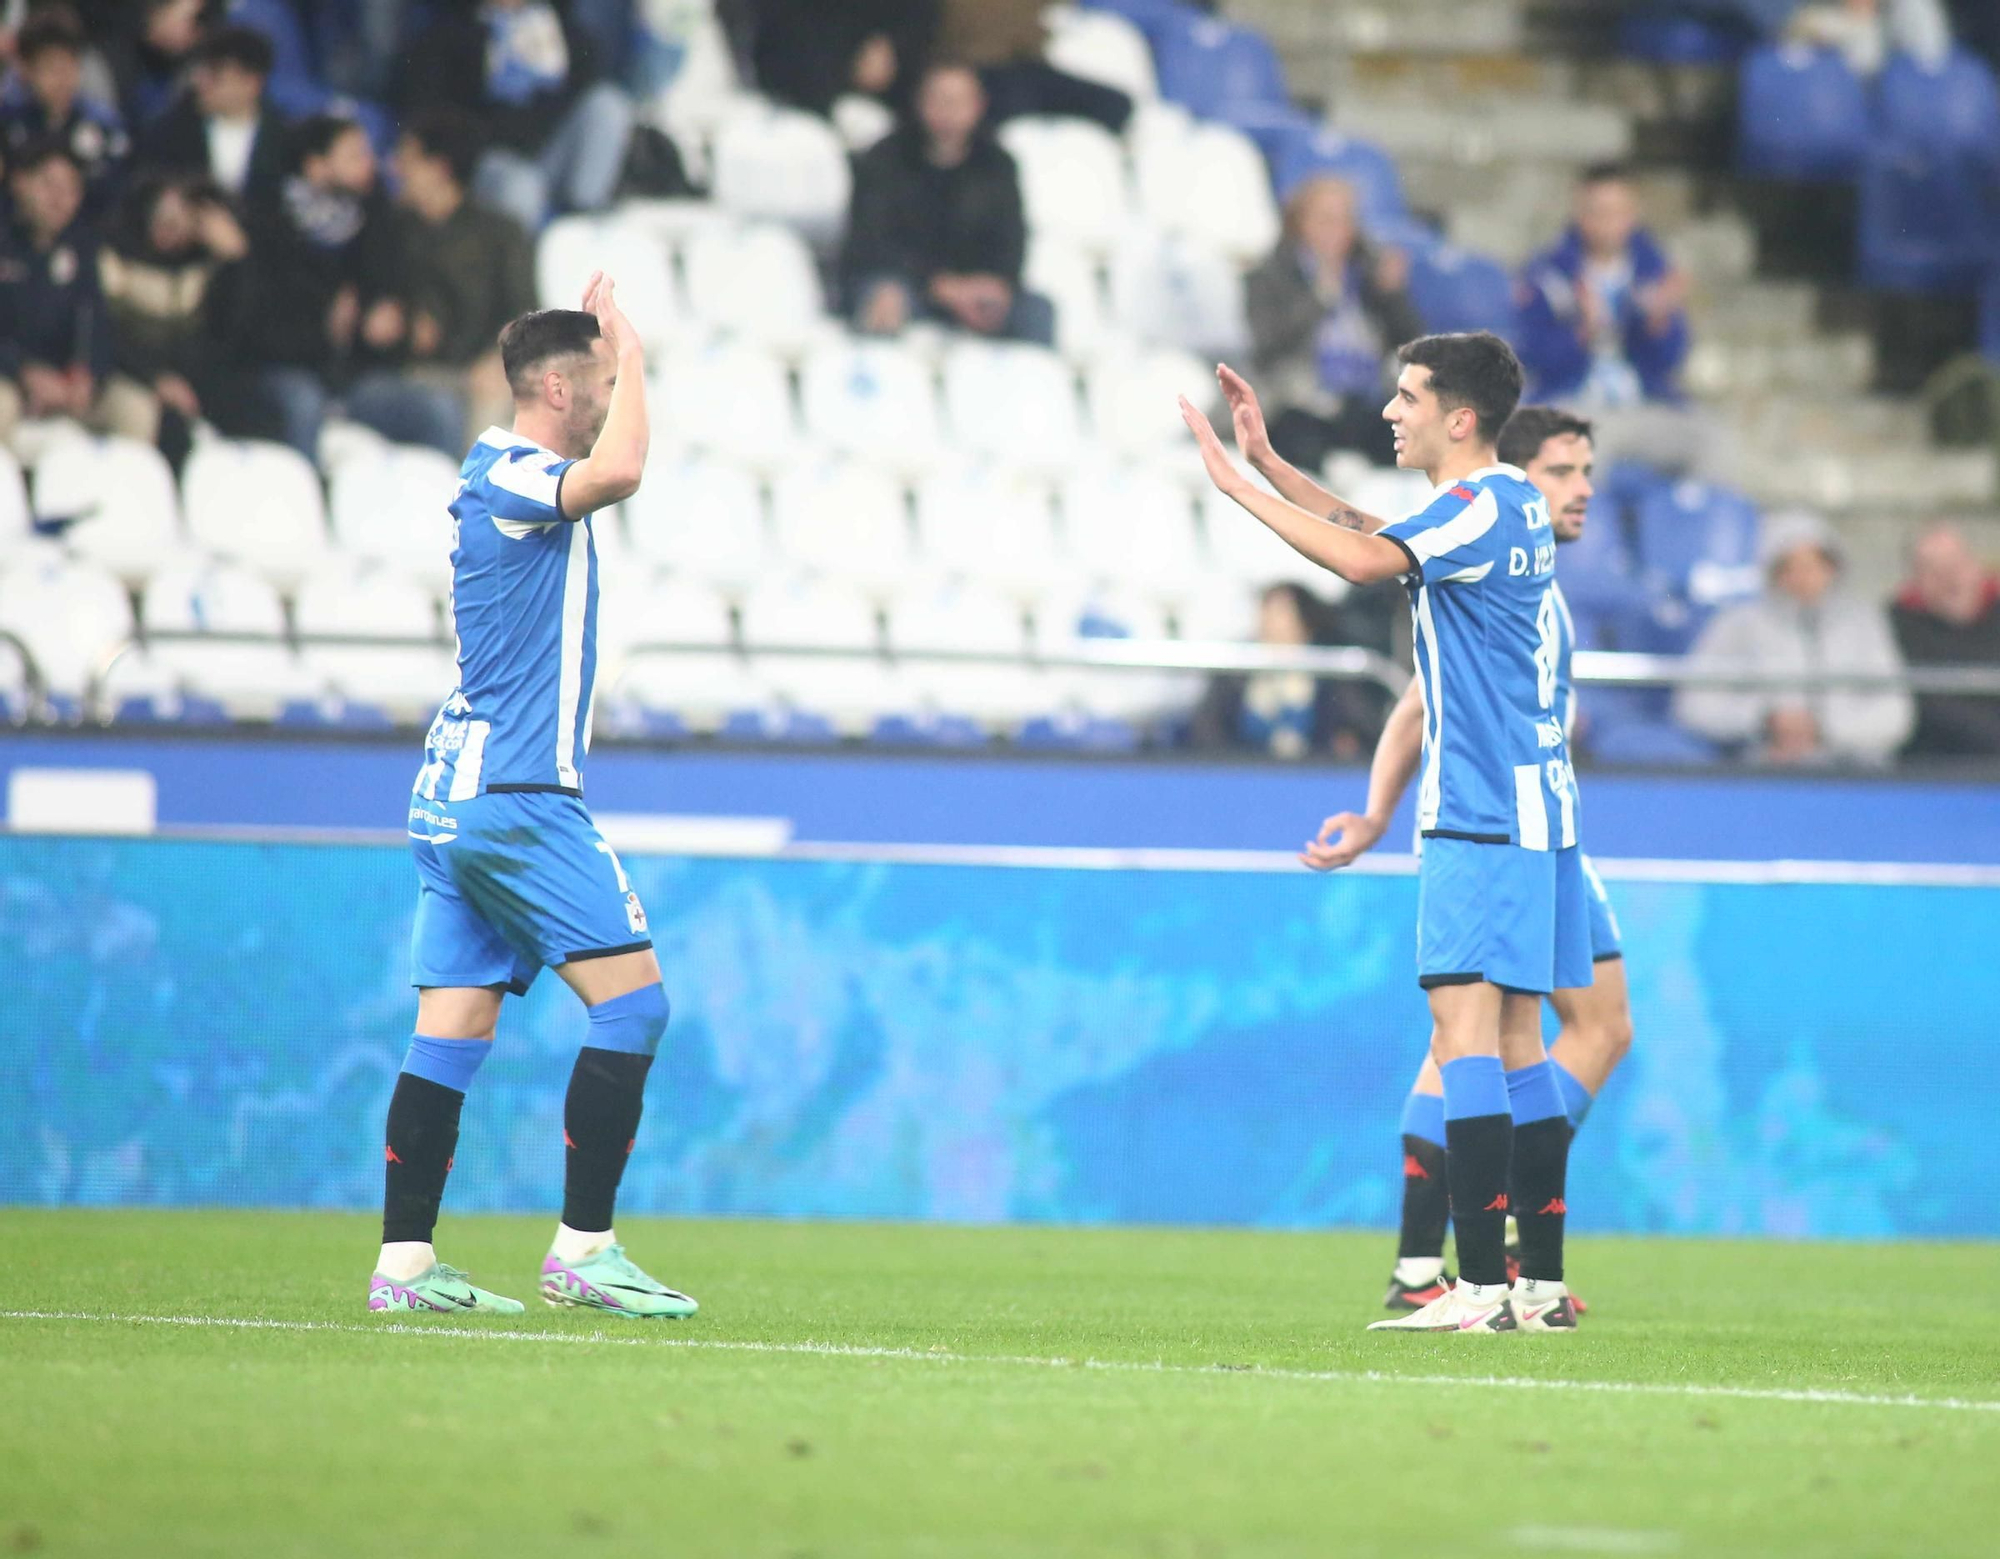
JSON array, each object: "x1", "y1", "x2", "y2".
[
  {"x1": 1551, "y1": 578, "x2": 1580, "y2": 744},
  {"x1": 1380, "y1": 465, "x2": 1580, "y2": 851},
  {"x1": 413, "y1": 427, "x2": 599, "y2": 801}
]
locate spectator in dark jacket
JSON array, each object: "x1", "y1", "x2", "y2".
[
  {"x1": 842, "y1": 61, "x2": 1054, "y2": 345},
  {"x1": 139, "y1": 24, "x2": 288, "y2": 207},
  {"x1": 224, "y1": 115, "x2": 460, "y2": 459},
  {"x1": 97, "y1": 169, "x2": 269, "y2": 462},
  {"x1": 0, "y1": 6, "x2": 131, "y2": 214},
  {"x1": 1517, "y1": 164, "x2": 1690, "y2": 406},
  {"x1": 1244, "y1": 175, "x2": 1421, "y2": 469},
  {"x1": 371, "y1": 108, "x2": 538, "y2": 449},
  {"x1": 0, "y1": 139, "x2": 134, "y2": 450},
  {"x1": 100, "y1": 0, "x2": 214, "y2": 129},
  {"x1": 1189, "y1": 582, "x2": 1388, "y2": 760},
  {"x1": 396, "y1": 0, "x2": 635, "y2": 233},
  {"x1": 747, "y1": 0, "x2": 938, "y2": 118},
  {"x1": 1892, "y1": 522, "x2": 2000, "y2": 757},
  {"x1": 938, "y1": 0, "x2": 1131, "y2": 130}
]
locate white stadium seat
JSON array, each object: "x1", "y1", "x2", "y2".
[
  {"x1": 798, "y1": 337, "x2": 940, "y2": 467},
  {"x1": 623, "y1": 453, "x2": 771, "y2": 587},
  {"x1": 709, "y1": 103, "x2": 853, "y2": 243},
  {"x1": 0, "y1": 551, "x2": 134, "y2": 702},
  {"x1": 0, "y1": 445, "x2": 28, "y2": 546},
  {"x1": 940, "y1": 341, "x2": 1083, "y2": 474},
  {"x1": 1060, "y1": 465, "x2": 1204, "y2": 588},
  {"x1": 998, "y1": 117, "x2": 1132, "y2": 256},
  {"x1": 329, "y1": 443, "x2": 461, "y2": 596},
  {"x1": 680, "y1": 222, "x2": 828, "y2": 354},
  {"x1": 831, "y1": 92, "x2": 895, "y2": 153},
  {"x1": 1033, "y1": 583, "x2": 1187, "y2": 724},
  {"x1": 181, "y1": 440, "x2": 330, "y2": 588},
  {"x1": 603, "y1": 575, "x2": 756, "y2": 733},
  {"x1": 650, "y1": 338, "x2": 799, "y2": 467},
  {"x1": 888, "y1": 577, "x2": 1048, "y2": 728},
  {"x1": 913, "y1": 464, "x2": 1067, "y2": 595},
  {"x1": 1025, "y1": 235, "x2": 1117, "y2": 362},
  {"x1": 1110, "y1": 228, "x2": 1252, "y2": 361},
  {"x1": 1045, "y1": 6, "x2": 1159, "y2": 102},
  {"x1": 739, "y1": 574, "x2": 898, "y2": 731},
  {"x1": 1135, "y1": 119, "x2": 1280, "y2": 264},
  {"x1": 536, "y1": 215, "x2": 683, "y2": 351},
  {"x1": 1085, "y1": 347, "x2": 1216, "y2": 461},
  {"x1": 295, "y1": 563, "x2": 451, "y2": 721},
  {"x1": 769, "y1": 458, "x2": 914, "y2": 589},
  {"x1": 141, "y1": 556, "x2": 313, "y2": 714},
  {"x1": 33, "y1": 435, "x2": 182, "y2": 584},
  {"x1": 1172, "y1": 577, "x2": 1263, "y2": 643},
  {"x1": 1201, "y1": 479, "x2": 1340, "y2": 591}
]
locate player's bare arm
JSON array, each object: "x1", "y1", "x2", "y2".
[
  {"x1": 1180, "y1": 397, "x2": 1408, "y2": 586},
  {"x1": 557, "y1": 271, "x2": 649, "y2": 519},
  {"x1": 1215, "y1": 364, "x2": 1388, "y2": 532},
  {"x1": 1301, "y1": 678, "x2": 1425, "y2": 871}
]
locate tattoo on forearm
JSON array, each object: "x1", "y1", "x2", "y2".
[{"x1": 1328, "y1": 505, "x2": 1367, "y2": 531}]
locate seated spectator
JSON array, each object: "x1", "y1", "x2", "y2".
[
  {"x1": 97, "y1": 169, "x2": 268, "y2": 464},
  {"x1": 372, "y1": 108, "x2": 538, "y2": 450},
  {"x1": 938, "y1": 0, "x2": 1131, "y2": 131},
  {"x1": 1517, "y1": 165, "x2": 1690, "y2": 408},
  {"x1": 1890, "y1": 522, "x2": 2000, "y2": 757},
  {"x1": 1244, "y1": 176, "x2": 1420, "y2": 470},
  {"x1": 398, "y1": 0, "x2": 635, "y2": 234},
  {"x1": 1189, "y1": 583, "x2": 1388, "y2": 761},
  {"x1": 0, "y1": 6, "x2": 131, "y2": 214},
  {"x1": 842, "y1": 61, "x2": 1055, "y2": 346},
  {"x1": 0, "y1": 139, "x2": 140, "y2": 451},
  {"x1": 100, "y1": 0, "x2": 213, "y2": 129},
  {"x1": 1785, "y1": 0, "x2": 1952, "y2": 75},
  {"x1": 221, "y1": 114, "x2": 460, "y2": 459},
  {"x1": 1676, "y1": 510, "x2": 1915, "y2": 766},
  {"x1": 141, "y1": 23, "x2": 287, "y2": 207},
  {"x1": 746, "y1": 0, "x2": 938, "y2": 119}
]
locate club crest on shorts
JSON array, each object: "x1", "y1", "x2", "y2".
[{"x1": 624, "y1": 891, "x2": 648, "y2": 934}]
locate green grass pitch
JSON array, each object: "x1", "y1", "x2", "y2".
[{"x1": 3, "y1": 1210, "x2": 1997, "y2": 1558}]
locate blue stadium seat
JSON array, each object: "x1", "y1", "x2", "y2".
[
  {"x1": 115, "y1": 693, "x2": 231, "y2": 726},
  {"x1": 1737, "y1": 45, "x2": 1868, "y2": 181},
  {"x1": 228, "y1": 0, "x2": 318, "y2": 88},
  {"x1": 1269, "y1": 125, "x2": 1408, "y2": 221},
  {"x1": 870, "y1": 714, "x2": 988, "y2": 749},
  {"x1": 1408, "y1": 246, "x2": 1517, "y2": 337},
  {"x1": 1857, "y1": 146, "x2": 1999, "y2": 294},
  {"x1": 1554, "y1": 495, "x2": 1648, "y2": 628},
  {"x1": 1879, "y1": 48, "x2": 2000, "y2": 167},
  {"x1": 1076, "y1": 0, "x2": 1200, "y2": 49},
  {"x1": 275, "y1": 698, "x2": 393, "y2": 731},
  {"x1": 1619, "y1": 7, "x2": 1748, "y2": 64},
  {"x1": 1151, "y1": 15, "x2": 1288, "y2": 122},
  {"x1": 1584, "y1": 701, "x2": 1721, "y2": 766},
  {"x1": 1016, "y1": 714, "x2": 1141, "y2": 753},
  {"x1": 1632, "y1": 480, "x2": 1763, "y2": 615}
]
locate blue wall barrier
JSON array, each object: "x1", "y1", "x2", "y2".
[{"x1": 4, "y1": 833, "x2": 1992, "y2": 1238}]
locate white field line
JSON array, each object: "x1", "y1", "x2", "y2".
[{"x1": 5, "y1": 1309, "x2": 1998, "y2": 1416}]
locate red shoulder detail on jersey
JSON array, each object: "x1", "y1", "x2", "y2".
[{"x1": 1448, "y1": 484, "x2": 1477, "y2": 503}]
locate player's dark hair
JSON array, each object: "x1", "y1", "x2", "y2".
[
  {"x1": 290, "y1": 113, "x2": 365, "y2": 174},
  {"x1": 1497, "y1": 406, "x2": 1593, "y2": 469},
  {"x1": 1578, "y1": 161, "x2": 1631, "y2": 188},
  {"x1": 499, "y1": 309, "x2": 603, "y2": 398},
  {"x1": 402, "y1": 108, "x2": 483, "y2": 190},
  {"x1": 9, "y1": 135, "x2": 81, "y2": 178},
  {"x1": 18, "y1": 5, "x2": 86, "y2": 62},
  {"x1": 1396, "y1": 332, "x2": 1524, "y2": 443},
  {"x1": 192, "y1": 24, "x2": 276, "y2": 77}
]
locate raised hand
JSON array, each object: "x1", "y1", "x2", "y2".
[
  {"x1": 1216, "y1": 363, "x2": 1272, "y2": 463},
  {"x1": 582, "y1": 270, "x2": 640, "y2": 360},
  {"x1": 1299, "y1": 810, "x2": 1386, "y2": 872},
  {"x1": 1180, "y1": 395, "x2": 1249, "y2": 498}
]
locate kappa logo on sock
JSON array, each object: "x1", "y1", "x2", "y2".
[
  {"x1": 1482, "y1": 1193, "x2": 1509, "y2": 1212},
  {"x1": 384, "y1": 1145, "x2": 402, "y2": 1165},
  {"x1": 1538, "y1": 1197, "x2": 1567, "y2": 1215},
  {"x1": 625, "y1": 1138, "x2": 636, "y2": 1155},
  {"x1": 563, "y1": 1130, "x2": 577, "y2": 1150},
  {"x1": 1402, "y1": 1154, "x2": 1431, "y2": 1180}
]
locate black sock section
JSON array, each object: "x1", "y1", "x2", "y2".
[
  {"x1": 1510, "y1": 1116, "x2": 1570, "y2": 1283},
  {"x1": 561, "y1": 1046, "x2": 654, "y2": 1233},
  {"x1": 1397, "y1": 1134, "x2": 1451, "y2": 1261},
  {"x1": 382, "y1": 1073, "x2": 465, "y2": 1245},
  {"x1": 1444, "y1": 1114, "x2": 1513, "y2": 1287}
]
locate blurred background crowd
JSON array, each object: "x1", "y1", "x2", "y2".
[{"x1": 1, "y1": 0, "x2": 1998, "y2": 768}]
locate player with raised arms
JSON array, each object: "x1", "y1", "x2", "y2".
[
  {"x1": 1182, "y1": 332, "x2": 1588, "y2": 1333},
  {"x1": 1217, "y1": 374, "x2": 1631, "y2": 1312},
  {"x1": 370, "y1": 273, "x2": 697, "y2": 1319}
]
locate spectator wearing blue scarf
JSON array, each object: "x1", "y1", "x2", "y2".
[{"x1": 1516, "y1": 164, "x2": 1690, "y2": 407}]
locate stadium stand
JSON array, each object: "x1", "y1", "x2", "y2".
[{"x1": 0, "y1": 0, "x2": 1995, "y2": 763}]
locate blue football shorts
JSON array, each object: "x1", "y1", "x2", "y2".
[
  {"x1": 1416, "y1": 838, "x2": 1594, "y2": 996},
  {"x1": 407, "y1": 789, "x2": 652, "y2": 994},
  {"x1": 1578, "y1": 852, "x2": 1623, "y2": 968}
]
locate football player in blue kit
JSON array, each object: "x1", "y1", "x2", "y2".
[
  {"x1": 1183, "y1": 333, "x2": 1587, "y2": 1333},
  {"x1": 370, "y1": 273, "x2": 697, "y2": 1319}
]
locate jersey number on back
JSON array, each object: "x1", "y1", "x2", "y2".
[{"x1": 1533, "y1": 587, "x2": 1559, "y2": 711}]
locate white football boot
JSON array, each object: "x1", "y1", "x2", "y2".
[{"x1": 1367, "y1": 1279, "x2": 1518, "y2": 1332}]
